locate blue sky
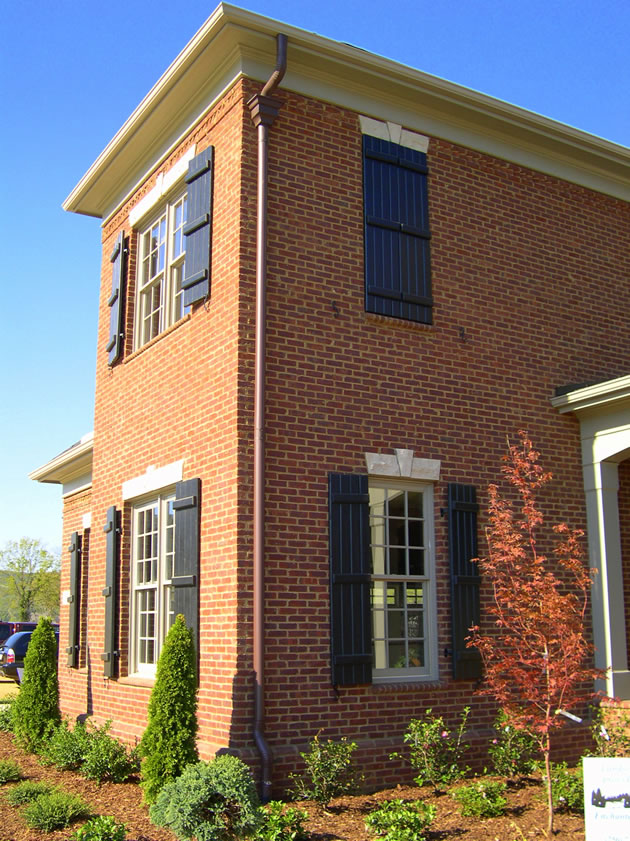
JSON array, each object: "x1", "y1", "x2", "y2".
[{"x1": 1, "y1": 0, "x2": 628, "y2": 554}]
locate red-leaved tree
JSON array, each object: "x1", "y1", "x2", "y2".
[{"x1": 468, "y1": 431, "x2": 601, "y2": 834}]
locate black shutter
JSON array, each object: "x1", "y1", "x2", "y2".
[
  {"x1": 363, "y1": 135, "x2": 432, "y2": 324},
  {"x1": 101, "y1": 506, "x2": 120, "y2": 678},
  {"x1": 106, "y1": 232, "x2": 126, "y2": 365},
  {"x1": 182, "y1": 148, "x2": 214, "y2": 306},
  {"x1": 66, "y1": 532, "x2": 81, "y2": 668},
  {"x1": 448, "y1": 483, "x2": 482, "y2": 680},
  {"x1": 329, "y1": 473, "x2": 373, "y2": 686},
  {"x1": 172, "y1": 479, "x2": 200, "y2": 651}
]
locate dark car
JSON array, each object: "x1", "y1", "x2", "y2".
[
  {"x1": 0, "y1": 622, "x2": 38, "y2": 647},
  {"x1": 0, "y1": 631, "x2": 60, "y2": 684}
]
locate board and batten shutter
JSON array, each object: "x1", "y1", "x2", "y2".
[
  {"x1": 329, "y1": 473, "x2": 373, "y2": 686},
  {"x1": 66, "y1": 532, "x2": 81, "y2": 668},
  {"x1": 172, "y1": 479, "x2": 200, "y2": 651},
  {"x1": 182, "y1": 148, "x2": 214, "y2": 307},
  {"x1": 106, "y1": 232, "x2": 126, "y2": 365},
  {"x1": 448, "y1": 483, "x2": 482, "y2": 680},
  {"x1": 101, "y1": 506, "x2": 120, "y2": 678},
  {"x1": 363, "y1": 135, "x2": 432, "y2": 324}
]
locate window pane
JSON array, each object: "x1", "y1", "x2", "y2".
[
  {"x1": 409, "y1": 549, "x2": 424, "y2": 576},
  {"x1": 388, "y1": 519, "x2": 406, "y2": 547},
  {"x1": 406, "y1": 583, "x2": 423, "y2": 605},
  {"x1": 387, "y1": 490, "x2": 405, "y2": 518},
  {"x1": 387, "y1": 610, "x2": 405, "y2": 638},
  {"x1": 408, "y1": 520, "x2": 423, "y2": 547},
  {"x1": 389, "y1": 546, "x2": 406, "y2": 576},
  {"x1": 408, "y1": 642, "x2": 424, "y2": 667},
  {"x1": 388, "y1": 642, "x2": 407, "y2": 669},
  {"x1": 407, "y1": 492, "x2": 423, "y2": 518}
]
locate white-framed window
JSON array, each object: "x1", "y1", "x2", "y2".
[
  {"x1": 130, "y1": 491, "x2": 176, "y2": 676},
  {"x1": 135, "y1": 193, "x2": 189, "y2": 348},
  {"x1": 369, "y1": 478, "x2": 437, "y2": 681}
]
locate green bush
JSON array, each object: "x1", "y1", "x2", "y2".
[
  {"x1": 40, "y1": 719, "x2": 91, "y2": 770},
  {"x1": 5, "y1": 780, "x2": 54, "y2": 805},
  {"x1": 22, "y1": 790, "x2": 90, "y2": 831},
  {"x1": 546, "y1": 762, "x2": 583, "y2": 813},
  {"x1": 139, "y1": 614, "x2": 198, "y2": 803},
  {"x1": 451, "y1": 780, "x2": 508, "y2": 817},
  {"x1": 391, "y1": 707, "x2": 470, "y2": 793},
  {"x1": 488, "y1": 710, "x2": 538, "y2": 777},
  {"x1": 365, "y1": 799, "x2": 436, "y2": 841},
  {"x1": 71, "y1": 815, "x2": 127, "y2": 841},
  {"x1": 80, "y1": 720, "x2": 140, "y2": 783},
  {"x1": 289, "y1": 733, "x2": 361, "y2": 807},
  {"x1": 590, "y1": 702, "x2": 630, "y2": 757},
  {"x1": 0, "y1": 758, "x2": 21, "y2": 783},
  {"x1": 11, "y1": 617, "x2": 60, "y2": 751},
  {"x1": 0, "y1": 697, "x2": 16, "y2": 732},
  {"x1": 150, "y1": 755, "x2": 260, "y2": 841},
  {"x1": 255, "y1": 801, "x2": 310, "y2": 840}
]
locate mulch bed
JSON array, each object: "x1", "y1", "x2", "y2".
[{"x1": 0, "y1": 732, "x2": 585, "y2": 840}]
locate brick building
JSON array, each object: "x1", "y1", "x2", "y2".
[{"x1": 31, "y1": 4, "x2": 630, "y2": 791}]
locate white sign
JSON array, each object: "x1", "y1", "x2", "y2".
[{"x1": 583, "y1": 757, "x2": 630, "y2": 841}]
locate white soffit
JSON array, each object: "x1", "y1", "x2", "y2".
[{"x1": 63, "y1": 2, "x2": 630, "y2": 221}]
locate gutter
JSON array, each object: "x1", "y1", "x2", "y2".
[{"x1": 247, "y1": 32, "x2": 287, "y2": 802}]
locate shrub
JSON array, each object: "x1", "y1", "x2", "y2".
[
  {"x1": 289, "y1": 733, "x2": 361, "y2": 807},
  {"x1": 255, "y1": 801, "x2": 310, "y2": 840},
  {"x1": 71, "y1": 815, "x2": 127, "y2": 841},
  {"x1": 80, "y1": 720, "x2": 140, "y2": 783},
  {"x1": 546, "y1": 762, "x2": 583, "y2": 813},
  {"x1": 139, "y1": 614, "x2": 198, "y2": 803},
  {"x1": 5, "y1": 780, "x2": 54, "y2": 805},
  {"x1": 0, "y1": 696, "x2": 16, "y2": 732},
  {"x1": 0, "y1": 758, "x2": 21, "y2": 783},
  {"x1": 489, "y1": 710, "x2": 538, "y2": 777},
  {"x1": 590, "y1": 701, "x2": 630, "y2": 757},
  {"x1": 392, "y1": 707, "x2": 470, "y2": 793},
  {"x1": 23, "y1": 790, "x2": 90, "y2": 831},
  {"x1": 451, "y1": 780, "x2": 508, "y2": 817},
  {"x1": 365, "y1": 799, "x2": 436, "y2": 841},
  {"x1": 11, "y1": 617, "x2": 60, "y2": 751},
  {"x1": 150, "y1": 755, "x2": 260, "y2": 840},
  {"x1": 40, "y1": 719, "x2": 91, "y2": 770}
]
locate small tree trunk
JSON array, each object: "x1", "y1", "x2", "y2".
[{"x1": 543, "y1": 739, "x2": 554, "y2": 835}]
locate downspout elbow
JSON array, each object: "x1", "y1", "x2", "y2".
[{"x1": 261, "y1": 34, "x2": 287, "y2": 97}]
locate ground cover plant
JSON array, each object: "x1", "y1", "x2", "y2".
[
  {"x1": 364, "y1": 798, "x2": 436, "y2": 840},
  {"x1": 468, "y1": 432, "x2": 600, "y2": 833},
  {"x1": 150, "y1": 754, "x2": 261, "y2": 840},
  {"x1": 21, "y1": 789, "x2": 90, "y2": 831},
  {"x1": 451, "y1": 779, "x2": 508, "y2": 817}
]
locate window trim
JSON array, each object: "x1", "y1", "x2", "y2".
[
  {"x1": 369, "y1": 477, "x2": 438, "y2": 683},
  {"x1": 129, "y1": 489, "x2": 176, "y2": 678},
  {"x1": 134, "y1": 190, "x2": 190, "y2": 350}
]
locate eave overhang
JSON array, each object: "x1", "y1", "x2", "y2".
[
  {"x1": 29, "y1": 432, "x2": 94, "y2": 487},
  {"x1": 63, "y1": 2, "x2": 630, "y2": 222},
  {"x1": 551, "y1": 375, "x2": 630, "y2": 415}
]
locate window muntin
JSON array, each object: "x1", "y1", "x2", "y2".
[
  {"x1": 370, "y1": 481, "x2": 436, "y2": 680},
  {"x1": 131, "y1": 493, "x2": 176, "y2": 675},
  {"x1": 136, "y1": 194, "x2": 189, "y2": 348}
]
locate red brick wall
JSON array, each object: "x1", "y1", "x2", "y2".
[
  {"x1": 60, "y1": 78, "x2": 630, "y2": 790},
  {"x1": 259, "y1": 88, "x2": 629, "y2": 785}
]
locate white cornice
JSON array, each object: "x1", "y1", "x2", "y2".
[
  {"x1": 29, "y1": 432, "x2": 94, "y2": 486},
  {"x1": 551, "y1": 375, "x2": 630, "y2": 414},
  {"x1": 63, "y1": 2, "x2": 630, "y2": 220}
]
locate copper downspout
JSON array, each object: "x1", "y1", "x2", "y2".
[{"x1": 247, "y1": 33, "x2": 287, "y2": 802}]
